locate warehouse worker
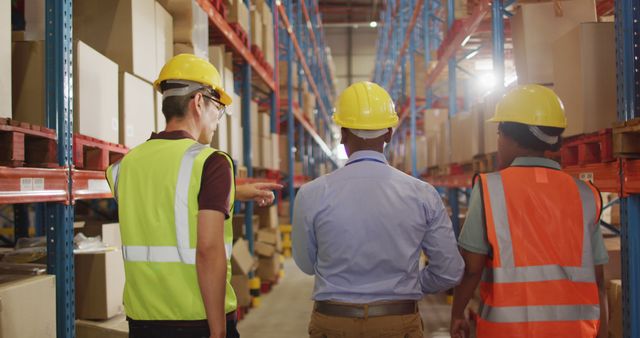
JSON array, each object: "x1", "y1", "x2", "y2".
[
  {"x1": 450, "y1": 85, "x2": 609, "y2": 338},
  {"x1": 292, "y1": 81, "x2": 464, "y2": 337},
  {"x1": 106, "y1": 54, "x2": 281, "y2": 338}
]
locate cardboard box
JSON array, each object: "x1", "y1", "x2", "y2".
[
  {"x1": 553, "y1": 22, "x2": 617, "y2": 137},
  {"x1": 279, "y1": 135, "x2": 291, "y2": 173},
  {"x1": 608, "y1": 279, "x2": 622, "y2": 338},
  {"x1": 0, "y1": 0, "x2": 10, "y2": 118},
  {"x1": 75, "y1": 250, "x2": 126, "y2": 320},
  {"x1": 231, "y1": 275, "x2": 251, "y2": 307},
  {"x1": 231, "y1": 215, "x2": 259, "y2": 240},
  {"x1": 209, "y1": 45, "x2": 226, "y2": 76},
  {"x1": 255, "y1": 205, "x2": 278, "y2": 229},
  {"x1": 259, "y1": 113, "x2": 272, "y2": 137},
  {"x1": 295, "y1": 161, "x2": 304, "y2": 175},
  {"x1": 404, "y1": 136, "x2": 429, "y2": 174},
  {"x1": 511, "y1": 1, "x2": 596, "y2": 85},
  {"x1": 271, "y1": 133, "x2": 280, "y2": 172},
  {"x1": 227, "y1": 93, "x2": 243, "y2": 165},
  {"x1": 158, "y1": 0, "x2": 209, "y2": 59},
  {"x1": 76, "y1": 41, "x2": 120, "y2": 143},
  {"x1": 76, "y1": 314, "x2": 129, "y2": 338},
  {"x1": 423, "y1": 109, "x2": 448, "y2": 133},
  {"x1": 278, "y1": 61, "x2": 299, "y2": 90},
  {"x1": 303, "y1": 92, "x2": 316, "y2": 119},
  {"x1": 76, "y1": 223, "x2": 122, "y2": 247},
  {"x1": 258, "y1": 227, "x2": 282, "y2": 252},
  {"x1": 438, "y1": 120, "x2": 451, "y2": 167},
  {"x1": 155, "y1": 1, "x2": 174, "y2": 75},
  {"x1": 0, "y1": 275, "x2": 56, "y2": 338},
  {"x1": 12, "y1": 40, "x2": 120, "y2": 143},
  {"x1": 119, "y1": 72, "x2": 155, "y2": 148},
  {"x1": 254, "y1": 241, "x2": 276, "y2": 257},
  {"x1": 250, "y1": 9, "x2": 263, "y2": 48},
  {"x1": 228, "y1": 0, "x2": 250, "y2": 34},
  {"x1": 451, "y1": 112, "x2": 482, "y2": 163},
  {"x1": 257, "y1": 254, "x2": 280, "y2": 282},
  {"x1": 260, "y1": 136, "x2": 273, "y2": 169},
  {"x1": 604, "y1": 237, "x2": 621, "y2": 283},
  {"x1": 231, "y1": 239, "x2": 255, "y2": 275},
  {"x1": 74, "y1": 0, "x2": 158, "y2": 82}
]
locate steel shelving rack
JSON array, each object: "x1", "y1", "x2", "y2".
[
  {"x1": 277, "y1": 0, "x2": 338, "y2": 221},
  {"x1": 374, "y1": 0, "x2": 639, "y2": 336}
]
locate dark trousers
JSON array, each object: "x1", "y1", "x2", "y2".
[{"x1": 129, "y1": 316, "x2": 240, "y2": 338}]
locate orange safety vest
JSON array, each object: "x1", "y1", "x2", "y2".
[{"x1": 476, "y1": 166, "x2": 602, "y2": 338}]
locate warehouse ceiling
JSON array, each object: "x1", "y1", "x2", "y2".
[{"x1": 318, "y1": 0, "x2": 382, "y2": 24}]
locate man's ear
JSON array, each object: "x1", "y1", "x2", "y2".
[
  {"x1": 340, "y1": 127, "x2": 349, "y2": 145},
  {"x1": 192, "y1": 92, "x2": 203, "y2": 119},
  {"x1": 384, "y1": 128, "x2": 392, "y2": 143}
]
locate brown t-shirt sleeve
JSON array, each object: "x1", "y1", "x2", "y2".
[{"x1": 198, "y1": 153, "x2": 232, "y2": 218}]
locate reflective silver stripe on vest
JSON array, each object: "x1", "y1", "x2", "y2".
[
  {"x1": 480, "y1": 304, "x2": 600, "y2": 323},
  {"x1": 482, "y1": 264, "x2": 596, "y2": 283},
  {"x1": 123, "y1": 243, "x2": 233, "y2": 262},
  {"x1": 111, "y1": 160, "x2": 121, "y2": 202},
  {"x1": 174, "y1": 143, "x2": 208, "y2": 264},
  {"x1": 485, "y1": 173, "x2": 515, "y2": 268},
  {"x1": 574, "y1": 178, "x2": 597, "y2": 268}
]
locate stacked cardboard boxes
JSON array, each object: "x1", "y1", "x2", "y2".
[
  {"x1": 552, "y1": 22, "x2": 617, "y2": 137},
  {"x1": 608, "y1": 280, "x2": 622, "y2": 338},
  {"x1": 230, "y1": 238, "x2": 255, "y2": 307},
  {"x1": 511, "y1": 0, "x2": 596, "y2": 85},
  {"x1": 228, "y1": 0, "x2": 250, "y2": 34},
  {"x1": 159, "y1": 0, "x2": 208, "y2": 59},
  {"x1": 12, "y1": 40, "x2": 121, "y2": 144},
  {"x1": 255, "y1": 228, "x2": 282, "y2": 283}
]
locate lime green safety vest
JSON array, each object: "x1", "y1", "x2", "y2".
[{"x1": 106, "y1": 138, "x2": 237, "y2": 320}]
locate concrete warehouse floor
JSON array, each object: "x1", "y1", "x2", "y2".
[{"x1": 238, "y1": 259, "x2": 453, "y2": 338}]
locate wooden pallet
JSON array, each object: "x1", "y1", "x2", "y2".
[
  {"x1": 472, "y1": 153, "x2": 497, "y2": 173},
  {"x1": 561, "y1": 129, "x2": 614, "y2": 166},
  {"x1": 0, "y1": 118, "x2": 58, "y2": 168},
  {"x1": 73, "y1": 134, "x2": 127, "y2": 171},
  {"x1": 613, "y1": 118, "x2": 640, "y2": 158}
]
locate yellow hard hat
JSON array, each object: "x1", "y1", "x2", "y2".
[
  {"x1": 489, "y1": 84, "x2": 567, "y2": 128},
  {"x1": 154, "y1": 54, "x2": 232, "y2": 106},
  {"x1": 333, "y1": 81, "x2": 398, "y2": 130}
]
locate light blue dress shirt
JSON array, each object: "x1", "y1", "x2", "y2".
[{"x1": 292, "y1": 150, "x2": 464, "y2": 303}]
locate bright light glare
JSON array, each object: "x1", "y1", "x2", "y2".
[
  {"x1": 477, "y1": 73, "x2": 496, "y2": 91},
  {"x1": 369, "y1": 21, "x2": 378, "y2": 28},
  {"x1": 336, "y1": 144, "x2": 349, "y2": 160}
]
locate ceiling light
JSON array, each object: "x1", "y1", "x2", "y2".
[{"x1": 369, "y1": 21, "x2": 378, "y2": 28}]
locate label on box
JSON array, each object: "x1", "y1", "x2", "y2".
[
  {"x1": 20, "y1": 178, "x2": 33, "y2": 191},
  {"x1": 33, "y1": 178, "x2": 45, "y2": 190},
  {"x1": 88, "y1": 179, "x2": 111, "y2": 192}
]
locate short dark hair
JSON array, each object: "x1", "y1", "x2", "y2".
[
  {"x1": 159, "y1": 81, "x2": 221, "y2": 123},
  {"x1": 498, "y1": 122, "x2": 564, "y2": 152}
]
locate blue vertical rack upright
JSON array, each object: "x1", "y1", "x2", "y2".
[
  {"x1": 45, "y1": 0, "x2": 76, "y2": 337},
  {"x1": 615, "y1": 0, "x2": 640, "y2": 337}
]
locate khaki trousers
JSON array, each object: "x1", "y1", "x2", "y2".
[{"x1": 308, "y1": 307, "x2": 423, "y2": 338}]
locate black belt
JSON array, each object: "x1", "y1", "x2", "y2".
[
  {"x1": 127, "y1": 311, "x2": 237, "y2": 327},
  {"x1": 314, "y1": 300, "x2": 418, "y2": 319}
]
